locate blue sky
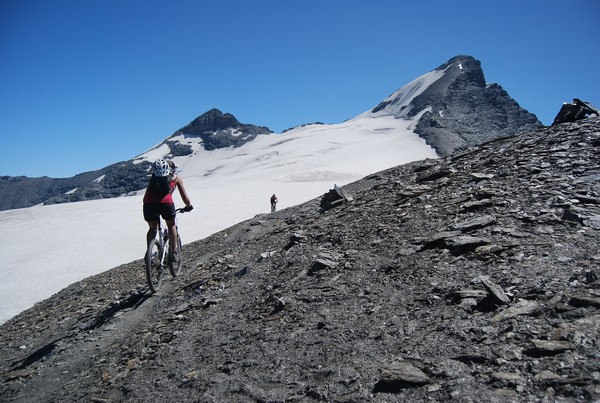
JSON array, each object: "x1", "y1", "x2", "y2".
[{"x1": 1, "y1": 0, "x2": 598, "y2": 178}]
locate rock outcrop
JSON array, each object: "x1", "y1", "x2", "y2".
[
  {"x1": 1, "y1": 117, "x2": 598, "y2": 402},
  {"x1": 552, "y1": 98, "x2": 600, "y2": 126}
]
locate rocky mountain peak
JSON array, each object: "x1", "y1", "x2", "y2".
[
  {"x1": 370, "y1": 55, "x2": 542, "y2": 156},
  {"x1": 179, "y1": 108, "x2": 241, "y2": 134},
  {"x1": 370, "y1": 55, "x2": 484, "y2": 118},
  {"x1": 439, "y1": 55, "x2": 486, "y2": 88},
  {"x1": 172, "y1": 108, "x2": 272, "y2": 151}
]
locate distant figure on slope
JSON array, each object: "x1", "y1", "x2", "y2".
[
  {"x1": 143, "y1": 158, "x2": 193, "y2": 264},
  {"x1": 270, "y1": 194, "x2": 278, "y2": 212}
]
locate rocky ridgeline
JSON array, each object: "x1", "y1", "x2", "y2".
[{"x1": 1, "y1": 118, "x2": 599, "y2": 402}]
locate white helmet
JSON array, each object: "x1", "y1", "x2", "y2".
[{"x1": 153, "y1": 158, "x2": 170, "y2": 177}]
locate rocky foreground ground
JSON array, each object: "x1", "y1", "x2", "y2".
[{"x1": 1, "y1": 118, "x2": 599, "y2": 402}]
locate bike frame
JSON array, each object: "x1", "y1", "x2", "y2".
[
  {"x1": 145, "y1": 207, "x2": 188, "y2": 292},
  {"x1": 155, "y1": 217, "x2": 172, "y2": 261}
]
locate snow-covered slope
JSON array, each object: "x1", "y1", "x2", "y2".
[
  {"x1": 136, "y1": 114, "x2": 434, "y2": 184},
  {"x1": 358, "y1": 68, "x2": 448, "y2": 119},
  {"x1": 0, "y1": 114, "x2": 436, "y2": 324}
]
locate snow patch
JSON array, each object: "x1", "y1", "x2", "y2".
[
  {"x1": 358, "y1": 67, "x2": 448, "y2": 119},
  {"x1": 230, "y1": 128, "x2": 243, "y2": 137},
  {"x1": 278, "y1": 170, "x2": 355, "y2": 183},
  {"x1": 133, "y1": 143, "x2": 172, "y2": 164}
]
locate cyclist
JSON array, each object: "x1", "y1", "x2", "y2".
[
  {"x1": 143, "y1": 158, "x2": 193, "y2": 264},
  {"x1": 270, "y1": 194, "x2": 278, "y2": 212}
]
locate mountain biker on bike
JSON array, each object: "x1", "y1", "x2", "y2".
[
  {"x1": 270, "y1": 194, "x2": 278, "y2": 212},
  {"x1": 143, "y1": 158, "x2": 193, "y2": 264}
]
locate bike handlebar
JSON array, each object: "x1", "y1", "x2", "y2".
[{"x1": 176, "y1": 205, "x2": 194, "y2": 213}]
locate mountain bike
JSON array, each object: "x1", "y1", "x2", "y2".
[{"x1": 145, "y1": 207, "x2": 191, "y2": 293}]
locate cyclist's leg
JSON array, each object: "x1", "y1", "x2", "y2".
[
  {"x1": 146, "y1": 222, "x2": 158, "y2": 246},
  {"x1": 160, "y1": 203, "x2": 178, "y2": 254},
  {"x1": 166, "y1": 218, "x2": 178, "y2": 253},
  {"x1": 143, "y1": 204, "x2": 159, "y2": 246}
]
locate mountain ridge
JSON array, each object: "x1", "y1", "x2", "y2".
[{"x1": 0, "y1": 55, "x2": 541, "y2": 211}]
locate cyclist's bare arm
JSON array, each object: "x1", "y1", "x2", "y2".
[{"x1": 175, "y1": 176, "x2": 192, "y2": 208}]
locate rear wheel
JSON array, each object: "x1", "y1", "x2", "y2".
[
  {"x1": 145, "y1": 239, "x2": 164, "y2": 292},
  {"x1": 169, "y1": 234, "x2": 183, "y2": 277}
]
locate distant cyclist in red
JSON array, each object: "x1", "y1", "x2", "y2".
[{"x1": 143, "y1": 158, "x2": 193, "y2": 263}]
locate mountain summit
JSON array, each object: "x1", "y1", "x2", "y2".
[
  {"x1": 365, "y1": 55, "x2": 542, "y2": 155},
  {"x1": 173, "y1": 108, "x2": 272, "y2": 151}
]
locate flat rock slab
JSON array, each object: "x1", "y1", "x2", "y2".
[
  {"x1": 481, "y1": 277, "x2": 511, "y2": 305},
  {"x1": 444, "y1": 236, "x2": 489, "y2": 249},
  {"x1": 524, "y1": 339, "x2": 576, "y2": 357},
  {"x1": 569, "y1": 295, "x2": 600, "y2": 308},
  {"x1": 491, "y1": 300, "x2": 540, "y2": 322},
  {"x1": 374, "y1": 362, "x2": 431, "y2": 393},
  {"x1": 449, "y1": 215, "x2": 496, "y2": 232}
]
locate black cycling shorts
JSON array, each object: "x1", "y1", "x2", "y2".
[{"x1": 143, "y1": 203, "x2": 176, "y2": 222}]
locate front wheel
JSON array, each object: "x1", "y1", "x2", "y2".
[
  {"x1": 145, "y1": 239, "x2": 164, "y2": 293},
  {"x1": 169, "y1": 234, "x2": 183, "y2": 277}
]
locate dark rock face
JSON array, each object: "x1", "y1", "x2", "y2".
[
  {"x1": 373, "y1": 56, "x2": 543, "y2": 156},
  {"x1": 41, "y1": 161, "x2": 152, "y2": 205},
  {"x1": 0, "y1": 166, "x2": 115, "y2": 210},
  {"x1": 176, "y1": 108, "x2": 272, "y2": 151},
  {"x1": 0, "y1": 160, "x2": 152, "y2": 211},
  {"x1": 1, "y1": 117, "x2": 599, "y2": 402},
  {"x1": 183, "y1": 108, "x2": 242, "y2": 132},
  {"x1": 0, "y1": 161, "x2": 153, "y2": 209}
]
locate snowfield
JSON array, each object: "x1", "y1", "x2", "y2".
[{"x1": 0, "y1": 114, "x2": 438, "y2": 324}]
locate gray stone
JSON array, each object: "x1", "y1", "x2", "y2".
[
  {"x1": 480, "y1": 277, "x2": 511, "y2": 305},
  {"x1": 374, "y1": 361, "x2": 431, "y2": 392},
  {"x1": 491, "y1": 300, "x2": 540, "y2": 322},
  {"x1": 569, "y1": 295, "x2": 600, "y2": 308},
  {"x1": 449, "y1": 215, "x2": 496, "y2": 232},
  {"x1": 525, "y1": 339, "x2": 576, "y2": 356},
  {"x1": 444, "y1": 235, "x2": 489, "y2": 249},
  {"x1": 320, "y1": 185, "x2": 353, "y2": 211}
]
